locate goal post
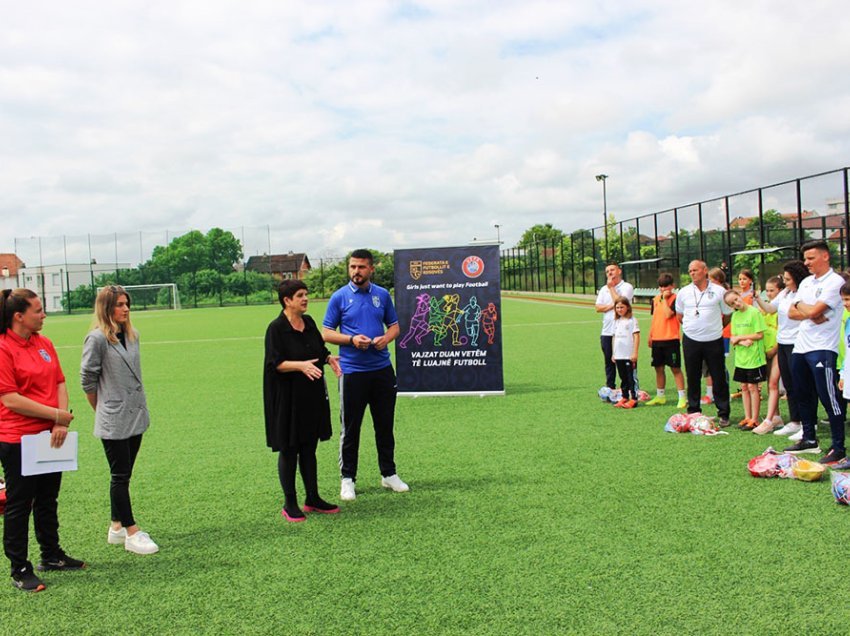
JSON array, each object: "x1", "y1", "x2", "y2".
[{"x1": 98, "y1": 283, "x2": 182, "y2": 310}]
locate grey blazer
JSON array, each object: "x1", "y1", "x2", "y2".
[{"x1": 80, "y1": 329, "x2": 150, "y2": 440}]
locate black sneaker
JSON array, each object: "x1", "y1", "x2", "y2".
[
  {"x1": 37, "y1": 554, "x2": 86, "y2": 572},
  {"x1": 784, "y1": 439, "x2": 821, "y2": 455},
  {"x1": 303, "y1": 498, "x2": 341, "y2": 514},
  {"x1": 281, "y1": 505, "x2": 306, "y2": 523},
  {"x1": 11, "y1": 565, "x2": 46, "y2": 592},
  {"x1": 718, "y1": 418, "x2": 730, "y2": 428},
  {"x1": 820, "y1": 448, "x2": 847, "y2": 465}
]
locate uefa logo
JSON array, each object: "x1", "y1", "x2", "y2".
[{"x1": 461, "y1": 256, "x2": 484, "y2": 278}]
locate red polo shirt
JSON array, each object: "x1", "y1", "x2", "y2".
[{"x1": 0, "y1": 330, "x2": 66, "y2": 443}]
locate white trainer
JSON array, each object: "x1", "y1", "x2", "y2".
[
  {"x1": 788, "y1": 429, "x2": 804, "y2": 442},
  {"x1": 124, "y1": 531, "x2": 159, "y2": 555},
  {"x1": 340, "y1": 478, "x2": 356, "y2": 501},
  {"x1": 774, "y1": 421, "x2": 802, "y2": 436},
  {"x1": 107, "y1": 526, "x2": 127, "y2": 545},
  {"x1": 381, "y1": 474, "x2": 410, "y2": 493}
]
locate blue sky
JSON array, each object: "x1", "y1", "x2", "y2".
[{"x1": 1, "y1": 0, "x2": 849, "y2": 262}]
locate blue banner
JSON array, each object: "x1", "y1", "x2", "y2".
[{"x1": 394, "y1": 245, "x2": 503, "y2": 395}]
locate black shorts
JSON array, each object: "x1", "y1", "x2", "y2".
[
  {"x1": 651, "y1": 340, "x2": 681, "y2": 368},
  {"x1": 733, "y1": 365, "x2": 768, "y2": 384}
]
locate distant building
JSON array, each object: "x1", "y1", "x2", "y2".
[
  {"x1": 245, "y1": 253, "x2": 311, "y2": 280},
  {"x1": 0, "y1": 253, "x2": 25, "y2": 289},
  {"x1": 17, "y1": 262, "x2": 131, "y2": 313}
]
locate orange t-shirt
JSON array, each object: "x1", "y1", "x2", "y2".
[{"x1": 650, "y1": 293, "x2": 680, "y2": 342}]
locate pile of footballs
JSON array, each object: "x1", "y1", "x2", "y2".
[
  {"x1": 597, "y1": 387, "x2": 650, "y2": 404},
  {"x1": 748, "y1": 447, "x2": 850, "y2": 506},
  {"x1": 664, "y1": 412, "x2": 727, "y2": 436}
]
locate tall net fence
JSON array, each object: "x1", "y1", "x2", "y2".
[{"x1": 501, "y1": 167, "x2": 850, "y2": 297}]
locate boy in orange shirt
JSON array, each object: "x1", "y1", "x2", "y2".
[{"x1": 646, "y1": 273, "x2": 687, "y2": 408}]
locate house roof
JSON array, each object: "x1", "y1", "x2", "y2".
[
  {"x1": 245, "y1": 253, "x2": 310, "y2": 273},
  {"x1": 0, "y1": 254, "x2": 24, "y2": 275}
]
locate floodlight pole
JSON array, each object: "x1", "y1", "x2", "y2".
[{"x1": 596, "y1": 174, "x2": 609, "y2": 261}]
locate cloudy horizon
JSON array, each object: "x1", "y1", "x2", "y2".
[{"x1": 2, "y1": 1, "x2": 849, "y2": 264}]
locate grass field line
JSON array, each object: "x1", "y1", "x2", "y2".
[{"x1": 504, "y1": 319, "x2": 600, "y2": 327}]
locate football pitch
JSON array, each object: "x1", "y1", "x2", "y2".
[{"x1": 4, "y1": 298, "x2": 849, "y2": 635}]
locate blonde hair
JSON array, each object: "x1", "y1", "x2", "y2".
[{"x1": 93, "y1": 285, "x2": 137, "y2": 344}]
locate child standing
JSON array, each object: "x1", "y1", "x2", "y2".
[
  {"x1": 645, "y1": 273, "x2": 686, "y2": 408},
  {"x1": 835, "y1": 283, "x2": 850, "y2": 470},
  {"x1": 753, "y1": 276, "x2": 784, "y2": 434},
  {"x1": 612, "y1": 298, "x2": 640, "y2": 409},
  {"x1": 724, "y1": 289, "x2": 767, "y2": 430}
]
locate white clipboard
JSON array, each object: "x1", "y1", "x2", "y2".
[{"x1": 20, "y1": 431, "x2": 79, "y2": 476}]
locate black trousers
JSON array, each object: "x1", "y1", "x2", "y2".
[
  {"x1": 0, "y1": 442, "x2": 63, "y2": 572},
  {"x1": 101, "y1": 434, "x2": 143, "y2": 528},
  {"x1": 601, "y1": 336, "x2": 616, "y2": 389},
  {"x1": 683, "y1": 335, "x2": 730, "y2": 419},
  {"x1": 776, "y1": 343, "x2": 801, "y2": 423},
  {"x1": 339, "y1": 365, "x2": 397, "y2": 481},
  {"x1": 615, "y1": 360, "x2": 637, "y2": 400},
  {"x1": 278, "y1": 438, "x2": 319, "y2": 504}
]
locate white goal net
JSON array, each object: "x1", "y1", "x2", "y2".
[{"x1": 98, "y1": 283, "x2": 182, "y2": 310}]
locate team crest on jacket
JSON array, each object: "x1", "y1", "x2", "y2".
[
  {"x1": 372, "y1": 295, "x2": 381, "y2": 308},
  {"x1": 38, "y1": 349, "x2": 51, "y2": 363},
  {"x1": 461, "y1": 255, "x2": 484, "y2": 278}
]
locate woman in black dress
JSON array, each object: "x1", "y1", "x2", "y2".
[{"x1": 264, "y1": 280, "x2": 342, "y2": 522}]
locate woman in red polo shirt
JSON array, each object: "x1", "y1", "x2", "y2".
[{"x1": 0, "y1": 289, "x2": 83, "y2": 592}]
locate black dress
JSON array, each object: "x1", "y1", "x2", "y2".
[{"x1": 263, "y1": 313, "x2": 333, "y2": 451}]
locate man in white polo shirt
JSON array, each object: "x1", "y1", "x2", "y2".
[
  {"x1": 675, "y1": 260, "x2": 732, "y2": 426},
  {"x1": 784, "y1": 240, "x2": 846, "y2": 463},
  {"x1": 595, "y1": 263, "x2": 635, "y2": 389}
]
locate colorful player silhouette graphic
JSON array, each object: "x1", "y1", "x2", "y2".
[
  {"x1": 440, "y1": 293, "x2": 464, "y2": 346},
  {"x1": 459, "y1": 296, "x2": 483, "y2": 346},
  {"x1": 482, "y1": 302, "x2": 498, "y2": 345},
  {"x1": 428, "y1": 296, "x2": 448, "y2": 346},
  {"x1": 399, "y1": 293, "x2": 431, "y2": 349}
]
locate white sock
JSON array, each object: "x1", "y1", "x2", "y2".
[
  {"x1": 706, "y1": 386, "x2": 714, "y2": 398},
  {"x1": 657, "y1": 389, "x2": 666, "y2": 397},
  {"x1": 678, "y1": 390, "x2": 686, "y2": 398}
]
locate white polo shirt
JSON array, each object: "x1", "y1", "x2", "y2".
[
  {"x1": 596, "y1": 280, "x2": 635, "y2": 336},
  {"x1": 772, "y1": 288, "x2": 800, "y2": 345},
  {"x1": 675, "y1": 281, "x2": 732, "y2": 342},
  {"x1": 792, "y1": 268, "x2": 844, "y2": 354}
]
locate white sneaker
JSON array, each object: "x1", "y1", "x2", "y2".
[
  {"x1": 340, "y1": 478, "x2": 356, "y2": 501},
  {"x1": 774, "y1": 421, "x2": 802, "y2": 436},
  {"x1": 788, "y1": 429, "x2": 804, "y2": 442},
  {"x1": 124, "y1": 531, "x2": 159, "y2": 555},
  {"x1": 107, "y1": 526, "x2": 127, "y2": 545},
  {"x1": 381, "y1": 474, "x2": 410, "y2": 493}
]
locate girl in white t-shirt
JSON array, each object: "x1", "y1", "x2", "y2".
[{"x1": 612, "y1": 298, "x2": 641, "y2": 409}]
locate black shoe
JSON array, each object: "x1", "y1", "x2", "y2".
[
  {"x1": 11, "y1": 565, "x2": 46, "y2": 592},
  {"x1": 718, "y1": 418, "x2": 730, "y2": 428},
  {"x1": 37, "y1": 554, "x2": 86, "y2": 572},
  {"x1": 784, "y1": 439, "x2": 821, "y2": 455},
  {"x1": 820, "y1": 448, "x2": 847, "y2": 465},
  {"x1": 281, "y1": 505, "x2": 306, "y2": 523},
  {"x1": 303, "y1": 498, "x2": 341, "y2": 514}
]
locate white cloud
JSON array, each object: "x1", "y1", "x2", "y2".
[{"x1": 1, "y1": 0, "x2": 849, "y2": 266}]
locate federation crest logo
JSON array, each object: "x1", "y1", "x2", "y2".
[
  {"x1": 38, "y1": 349, "x2": 52, "y2": 363},
  {"x1": 372, "y1": 295, "x2": 381, "y2": 308},
  {"x1": 409, "y1": 260, "x2": 422, "y2": 281},
  {"x1": 461, "y1": 256, "x2": 484, "y2": 279}
]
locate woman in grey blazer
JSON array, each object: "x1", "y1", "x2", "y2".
[{"x1": 80, "y1": 286, "x2": 158, "y2": 555}]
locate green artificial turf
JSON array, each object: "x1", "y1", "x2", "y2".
[{"x1": 2, "y1": 299, "x2": 849, "y2": 635}]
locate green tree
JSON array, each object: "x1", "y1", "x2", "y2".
[{"x1": 517, "y1": 223, "x2": 565, "y2": 247}]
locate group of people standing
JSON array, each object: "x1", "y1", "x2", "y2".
[
  {"x1": 0, "y1": 285, "x2": 156, "y2": 593},
  {"x1": 263, "y1": 248, "x2": 409, "y2": 522},
  {"x1": 0, "y1": 248, "x2": 411, "y2": 593},
  {"x1": 598, "y1": 240, "x2": 850, "y2": 470}
]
